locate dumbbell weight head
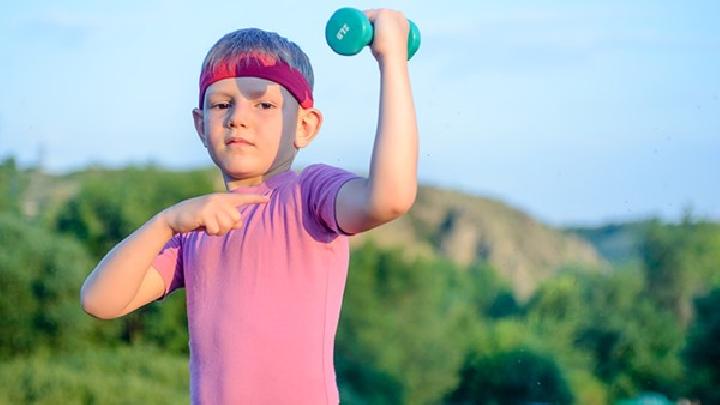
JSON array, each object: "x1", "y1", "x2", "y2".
[
  {"x1": 407, "y1": 20, "x2": 420, "y2": 59},
  {"x1": 325, "y1": 8, "x2": 373, "y2": 56},
  {"x1": 325, "y1": 7, "x2": 421, "y2": 60}
]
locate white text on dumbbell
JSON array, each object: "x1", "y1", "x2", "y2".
[{"x1": 336, "y1": 24, "x2": 351, "y2": 40}]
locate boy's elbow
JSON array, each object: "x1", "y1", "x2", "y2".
[
  {"x1": 393, "y1": 188, "x2": 417, "y2": 216},
  {"x1": 81, "y1": 303, "x2": 121, "y2": 320},
  {"x1": 80, "y1": 294, "x2": 103, "y2": 319},
  {"x1": 376, "y1": 193, "x2": 416, "y2": 222},
  {"x1": 80, "y1": 288, "x2": 121, "y2": 320},
  {"x1": 390, "y1": 198, "x2": 415, "y2": 218}
]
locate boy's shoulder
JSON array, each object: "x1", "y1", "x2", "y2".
[
  {"x1": 297, "y1": 163, "x2": 358, "y2": 183},
  {"x1": 299, "y1": 163, "x2": 343, "y2": 174}
]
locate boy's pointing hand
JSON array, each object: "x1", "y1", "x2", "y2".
[
  {"x1": 363, "y1": 8, "x2": 410, "y2": 63},
  {"x1": 160, "y1": 192, "x2": 270, "y2": 237}
]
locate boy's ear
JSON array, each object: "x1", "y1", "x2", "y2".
[
  {"x1": 294, "y1": 107, "x2": 322, "y2": 149},
  {"x1": 192, "y1": 108, "x2": 207, "y2": 147}
]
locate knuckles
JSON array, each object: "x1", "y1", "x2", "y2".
[
  {"x1": 206, "y1": 194, "x2": 223, "y2": 205},
  {"x1": 365, "y1": 8, "x2": 408, "y2": 26},
  {"x1": 373, "y1": 8, "x2": 406, "y2": 20},
  {"x1": 384, "y1": 9, "x2": 406, "y2": 21}
]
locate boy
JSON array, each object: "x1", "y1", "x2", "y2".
[{"x1": 80, "y1": 8, "x2": 417, "y2": 404}]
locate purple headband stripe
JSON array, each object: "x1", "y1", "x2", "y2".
[{"x1": 199, "y1": 52, "x2": 314, "y2": 109}]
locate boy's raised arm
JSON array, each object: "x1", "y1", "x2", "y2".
[{"x1": 336, "y1": 9, "x2": 418, "y2": 235}]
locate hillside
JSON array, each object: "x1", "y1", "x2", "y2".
[
  {"x1": 565, "y1": 221, "x2": 652, "y2": 267},
  {"x1": 352, "y1": 184, "x2": 604, "y2": 299}
]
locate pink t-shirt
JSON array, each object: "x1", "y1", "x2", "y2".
[{"x1": 151, "y1": 164, "x2": 361, "y2": 404}]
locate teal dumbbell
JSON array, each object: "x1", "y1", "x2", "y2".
[{"x1": 325, "y1": 8, "x2": 421, "y2": 60}]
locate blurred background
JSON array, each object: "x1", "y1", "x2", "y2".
[{"x1": 0, "y1": 1, "x2": 718, "y2": 404}]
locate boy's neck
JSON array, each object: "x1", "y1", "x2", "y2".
[{"x1": 224, "y1": 162, "x2": 293, "y2": 191}]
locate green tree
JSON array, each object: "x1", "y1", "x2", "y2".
[
  {"x1": 684, "y1": 288, "x2": 720, "y2": 403},
  {"x1": 641, "y1": 218, "x2": 720, "y2": 325},
  {"x1": 0, "y1": 213, "x2": 93, "y2": 359},
  {"x1": 522, "y1": 271, "x2": 607, "y2": 401},
  {"x1": 0, "y1": 156, "x2": 27, "y2": 215},
  {"x1": 444, "y1": 348, "x2": 574, "y2": 405},
  {"x1": 335, "y1": 346, "x2": 405, "y2": 405},
  {"x1": 336, "y1": 241, "x2": 473, "y2": 404},
  {"x1": 573, "y1": 269, "x2": 684, "y2": 400},
  {"x1": 137, "y1": 290, "x2": 189, "y2": 355},
  {"x1": 0, "y1": 345, "x2": 188, "y2": 404},
  {"x1": 54, "y1": 165, "x2": 216, "y2": 260},
  {"x1": 523, "y1": 267, "x2": 684, "y2": 401},
  {"x1": 463, "y1": 261, "x2": 520, "y2": 320}
]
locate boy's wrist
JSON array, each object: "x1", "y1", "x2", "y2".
[
  {"x1": 377, "y1": 54, "x2": 408, "y2": 71},
  {"x1": 152, "y1": 210, "x2": 177, "y2": 239}
]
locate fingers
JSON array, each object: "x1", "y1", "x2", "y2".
[
  {"x1": 203, "y1": 211, "x2": 240, "y2": 236},
  {"x1": 203, "y1": 217, "x2": 220, "y2": 236},
  {"x1": 200, "y1": 192, "x2": 268, "y2": 236},
  {"x1": 228, "y1": 207, "x2": 244, "y2": 230},
  {"x1": 216, "y1": 210, "x2": 237, "y2": 233},
  {"x1": 363, "y1": 8, "x2": 405, "y2": 23},
  {"x1": 363, "y1": 8, "x2": 379, "y2": 21},
  {"x1": 227, "y1": 206, "x2": 242, "y2": 223}
]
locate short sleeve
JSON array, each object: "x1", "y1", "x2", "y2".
[
  {"x1": 300, "y1": 164, "x2": 362, "y2": 237},
  {"x1": 151, "y1": 232, "x2": 185, "y2": 302}
]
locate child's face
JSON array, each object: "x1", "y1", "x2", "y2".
[{"x1": 193, "y1": 77, "x2": 312, "y2": 187}]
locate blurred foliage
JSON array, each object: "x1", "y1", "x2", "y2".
[
  {"x1": 54, "y1": 165, "x2": 216, "y2": 260},
  {"x1": 571, "y1": 270, "x2": 684, "y2": 401},
  {"x1": 0, "y1": 345, "x2": 188, "y2": 405},
  {"x1": 0, "y1": 161, "x2": 719, "y2": 403},
  {"x1": 0, "y1": 213, "x2": 93, "y2": 359},
  {"x1": 641, "y1": 218, "x2": 720, "y2": 325},
  {"x1": 445, "y1": 348, "x2": 574, "y2": 404},
  {"x1": 337, "y1": 241, "x2": 473, "y2": 404},
  {"x1": 566, "y1": 221, "x2": 651, "y2": 267},
  {"x1": 684, "y1": 287, "x2": 720, "y2": 404},
  {"x1": 0, "y1": 156, "x2": 28, "y2": 215},
  {"x1": 49, "y1": 165, "x2": 209, "y2": 346}
]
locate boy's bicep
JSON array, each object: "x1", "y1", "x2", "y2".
[
  {"x1": 117, "y1": 265, "x2": 166, "y2": 317},
  {"x1": 336, "y1": 177, "x2": 387, "y2": 235}
]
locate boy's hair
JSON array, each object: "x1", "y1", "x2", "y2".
[{"x1": 201, "y1": 28, "x2": 315, "y2": 93}]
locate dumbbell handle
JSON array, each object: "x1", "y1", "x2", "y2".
[{"x1": 325, "y1": 8, "x2": 421, "y2": 60}]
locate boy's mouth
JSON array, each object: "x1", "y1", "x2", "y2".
[{"x1": 226, "y1": 137, "x2": 255, "y2": 146}]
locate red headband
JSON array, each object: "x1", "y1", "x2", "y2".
[{"x1": 199, "y1": 51, "x2": 314, "y2": 109}]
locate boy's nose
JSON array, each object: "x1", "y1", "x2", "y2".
[{"x1": 226, "y1": 105, "x2": 249, "y2": 129}]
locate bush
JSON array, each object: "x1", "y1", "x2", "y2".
[
  {"x1": 445, "y1": 348, "x2": 574, "y2": 405},
  {"x1": 0, "y1": 345, "x2": 189, "y2": 404},
  {"x1": 0, "y1": 213, "x2": 93, "y2": 359}
]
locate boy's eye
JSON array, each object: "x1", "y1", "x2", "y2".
[
  {"x1": 257, "y1": 102, "x2": 276, "y2": 110},
  {"x1": 212, "y1": 103, "x2": 231, "y2": 110}
]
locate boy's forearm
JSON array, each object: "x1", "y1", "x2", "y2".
[
  {"x1": 80, "y1": 211, "x2": 174, "y2": 318},
  {"x1": 367, "y1": 56, "x2": 418, "y2": 216}
]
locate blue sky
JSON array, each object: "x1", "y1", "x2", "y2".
[{"x1": 1, "y1": 1, "x2": 718, "y2": 226}]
